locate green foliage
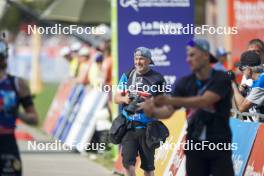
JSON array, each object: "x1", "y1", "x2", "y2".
[
  {"x1": 0, "y1": 5, "x2": 21, "y2": 33},
  {"x1": 0, "y1": 0, "x2": 53, "y2": 33}
]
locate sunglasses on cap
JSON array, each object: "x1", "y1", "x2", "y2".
[{"x1": 239, "y1": 66, "x2": 249, "y2": 72}]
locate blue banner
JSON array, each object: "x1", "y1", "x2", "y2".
[
  {"x1": 117, "y1": 0, "x2": 194, "y2": 85},
  {"x1": 229, "y1": 118, "x2": 259, "y2": 176}
]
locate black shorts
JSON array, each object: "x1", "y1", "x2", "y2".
[
  {"x1": 185, "y1": 150, "x2": 234, "y2": 176},
  {"x1": 0, "y1": 134, "x2": 22, "y2": 176},
  {"x1": 121, "y1": 128, "x2": 155, "y2": 171}
]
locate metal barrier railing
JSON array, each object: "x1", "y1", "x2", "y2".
[{"x1": 231, "y1": 109, "x2": 264, "y2": 122}]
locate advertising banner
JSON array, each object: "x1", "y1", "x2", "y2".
[
  {"x1": 228, "y1": 0, "x2": 264, "y2": 62},
  {"x1": 116, "y1": 0, "x2": 194, "y2": 85},
  {"x1": 229, "y1": 118, "x2": 259, "y2": 176},
  {"x1": 150, "y1": 110, "x2": 187, "y2": 176},
  {"x1": 245, "y1": 124, "x2": 264, "y2": 176},
  {"x1": 43, "y1": 80, "x2": 74, "y2": 134}
]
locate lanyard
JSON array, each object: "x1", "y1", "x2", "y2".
[{"x1": 195, "y1": 69, "x2": 215, "y2": 95}]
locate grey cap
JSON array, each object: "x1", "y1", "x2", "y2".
[
  {"x1": 187, "y1": 38, "x2": 218, "y2": 63},
  {"x1": 134, "y1": 47, "x2": 154, "y2": 65},
  {"x1": 215, "y1": 47, "x2": 230, "y2": 58}
]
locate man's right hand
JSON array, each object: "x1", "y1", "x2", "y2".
[
  {"x1": 154, "y1": 95, "x2": 170, "y2": 107},
  {"x1": 239, "y1": 84, "x2": 248, "y2": 92},
  {"x1": 114, "y1": 90, "x2": 132, "y2": 105},
  {"x1": 123, "y1": 93, "x2": 132, "y2": 105},
  {"x1": 141, "y1": 99, "x2": 155, "y2": 117},
  {"x1": 141, "y1": 98, "x2": 175, "y2": 119}
]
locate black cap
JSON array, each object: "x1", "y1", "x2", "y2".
[{"x1": 236, "y1": 51, "x2": 261, "y2": 69}]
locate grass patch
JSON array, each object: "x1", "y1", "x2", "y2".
[{"x1": 33, "y1": 82, "x2": 59, "y2": 127}]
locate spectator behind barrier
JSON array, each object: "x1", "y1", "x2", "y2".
[
  {"x1": 69, "y1": 42, "x2": 82, "y2": 77},
  {"x1": 60, "y1": 46, "x2": 72, "y2": 62},
  {"x1": 76, "y1": 47, "x2": 92, "y2": 85},
  {"x1": 240, "y1": 39, "x2": 264, "y2": 88},
  {"x1": 88, "y1": 53, "x2": 104, "y2": 88},
  {"x1": 232, "y1": 51, "x2": 264, "y2": 122},
  {"x1": 213, "y1": 47, "x2": 230, "y2": 72},
  {"x1": 101, "y1": 40, "x2": 112, "y2": 86}
]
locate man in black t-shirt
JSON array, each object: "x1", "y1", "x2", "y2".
[
  {"x1": 142, "y1": 39, "x2": 234, "y2": 176},
  {"x1": 114, "y1": 47, "x2": 166, "y2": 176}
]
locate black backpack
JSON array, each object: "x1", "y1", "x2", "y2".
[
  {"x1": 146, "y1": 121, "x2": 169, "y2": 149},
  {"x1": 109, "y1": 114, "x2": 127, "y2": 144}
]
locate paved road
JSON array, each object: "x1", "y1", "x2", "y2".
[
  {"x1": 21, "y1": 152, "x2": 114, "y2": 176},
  {"x1": 16, "y1": 124, "x2": 115, "y2": 176}
]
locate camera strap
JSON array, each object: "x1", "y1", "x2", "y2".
[
  {"x1": 126, "y1": 68, "x2": 141, "y2": 95},
  {"x1": 192, "y1": 69, "x2": 216, "y2": 141},
  {"x1": 195, "y1": 69, "x2": 215, "y2": 95},
  {"x1": 131, "y1": 69, "x2": 137, "y2": 89}
]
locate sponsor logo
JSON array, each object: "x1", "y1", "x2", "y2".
[
  {"x1": 128, "y1": 21, "x2": 182, "y2": 35},
  {"x1": 120, "y1": 0, "x2": 139, "y2": 11},
  {"x1": 232, "y1": 154, "x2": 243, "y2": 175},
  {"x1": 127, "y1": 21, "x2": 238, "y2": 36},
  {"x1": 120, "y1": 0, "x2": 190, "y2": 11},
  {"x1": 150, "y1": 44, "x2": 171, "y2": 66},
  {"x1": 245, "y1": 164, "x2": 264, "y2": 176},
  {"x1": 164, "y1": 75, "x2": 176, "y2": 86}
]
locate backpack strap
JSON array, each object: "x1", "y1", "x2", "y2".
[
  {"x1": 125, "y1": 68, "x2": 136, "y2": 88},
  {"x1": 125, "y1": 68, "x2": 136, "y2": 79}
]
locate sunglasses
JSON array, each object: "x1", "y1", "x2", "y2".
[
  {"x1": 252, "y1": 50, "x2": 263, "y2": 55},
  {"x1": 239, "y1": 66, "x2": 249, "y2": 71}
]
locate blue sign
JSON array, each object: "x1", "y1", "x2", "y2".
[
  {"x1": 117, "y1": 0, "x2": 194, "y2": 85},
  {"x1": 229, "y1": 118, "x2": 259, "y2": 176}
]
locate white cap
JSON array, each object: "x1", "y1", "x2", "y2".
[
  {"x1": 78, "y1": 47, "x2": 90, "y2": 56},
  {"x1": 60, "y1": 47, "x2": 71, "y2": 56},
  {"x1": 70, "y1": 42, "x2": 81, "y2": 52}
]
